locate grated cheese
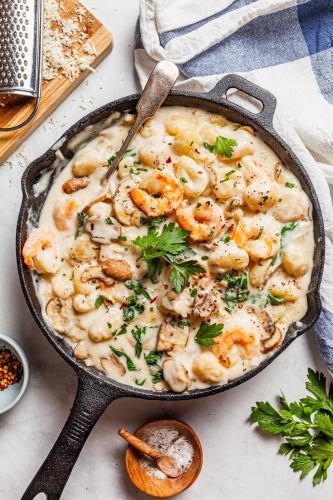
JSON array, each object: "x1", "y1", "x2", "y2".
[{"x1": 43, "y1": 0, "x2": 97, "y2": 82}]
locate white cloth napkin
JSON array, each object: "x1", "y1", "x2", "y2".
[{"x1": 135, "y1": 0, "x2": 333, "y2": 373}]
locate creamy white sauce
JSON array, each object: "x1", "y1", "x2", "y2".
[{"x1": 27, "y1": 106, "x2": 314, "y2": 392}]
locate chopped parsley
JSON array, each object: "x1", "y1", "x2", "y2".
[
  {"x1": 124, "y1": 279, "x2": 150, "y2": 300},
  {"x1": 203, "y1": 136, "x2": 238, "y2": 158},
  {"x1": 132, "y1": 325, "x2": 147, "y2": 358},
  {"x1": 75, "y1": 211, "x2": 88, "y2": 238},
  {"x1": 135, "y1": 378, "x2": 146, "y2": 386},
  {"x1": 220, "y1": 236, "x2": 231, "y2": 244},
  {"x1": 220, "y1": 169, "x2": 236, "y2": 183},
  {"x1": 123, "y1": 295, "x2": 145, "y2": 321},
  {"x1": 256, "y1": 226, "x2": 264, "y2": 239},
  {"x1": 124, "y1": 148, "x2": 136, "y2": 157},
  {"x1": 140, "y1": 215, "x2": 167, "y2": 229},
  {"x1": 195, "y1": 321, "x2": 224, "y2": 347},
  {"x1": 267, "y1": 293, "x2": 285, "y2": 305},
  {"x1": 285, "y1": 181, "x2": 295, "y2": 188},
  {"x1": 110, "y1": 346, "x2": 137, "y2": 371},
  {"x1": 217, "y1": 271, "x2": 249, "y2": 303},
  {"x1": 145, "y1": 351, "x2": 164, "y2": 384},
  {"x1": 190, "y1": 288, "x2": 198, "y2": 297},
  {"x1": 114, "y1": 324, "x2": 128, "y2": 337},
  {"x1": 180, "y1": 177, "x2": 188, "y2": 183},
  {"x1": 271, "y1": 222, "x2": 299, "y2": 265},
  {"x1": 105, "y1": 217, "x2": 113, "y2": 225}
]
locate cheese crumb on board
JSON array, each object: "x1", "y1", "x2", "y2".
[{"x1": 43, "y1": 0, "x2": 97, "y2": 82}]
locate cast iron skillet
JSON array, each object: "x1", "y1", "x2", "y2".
[{"x1": 17, "y1": 74, "x2": 324, "y2": 499}]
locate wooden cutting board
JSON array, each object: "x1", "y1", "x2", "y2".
[{"x1": 0, "y1": 0, "x2": 113, "y2": 165}]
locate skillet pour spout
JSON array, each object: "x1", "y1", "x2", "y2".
[{"x1": 17, "y1": 74, "x2": 324, "y2": 499}]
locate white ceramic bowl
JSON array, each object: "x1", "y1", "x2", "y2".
[{"x1": 0, "y1": 333, "x2": 29, "y2": 414}]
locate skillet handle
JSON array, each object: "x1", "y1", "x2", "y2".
[
  {"x1": 205, "y1": 74, "x2": 277, "y2": 130},
  {"x1": 21, "y1": 376, "x2": 119, "y2": 500}
]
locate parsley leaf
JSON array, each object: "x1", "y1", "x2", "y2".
[
  {"x1": 203, "y1": 136, "x2": 238, "y2": 158},
  {"x1": 195, "y1": 321, "x2": 224, "y2": 347},
  {"x1": 250, "y1": 368, "x2": 333, "y2": 486},
  {"x1": 123, "y1": 295, "x2": 145, "y2": 321},
  {"x1": 124, "y1": 279, "x2": 150, "y2": 300},
  {"x1": 169, "y1": 260, "x2": 205, "y2": 293},
  {"x1": 110, "y1": 346, "x2": 137, "y2": 371},
  {"x1": 133, "y1": 223, "x2": 204, "y2": 292},
  {"x1": 145, "y1": 351, "x2": 164, "y2": 384},
  {"x1": 132, "y1": 325, "x2": 147, "y2": 358}
]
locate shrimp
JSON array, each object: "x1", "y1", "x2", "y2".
[
  {"x1": 176, "y1": 197, "x2": 224, "y2": 241},
  {"x1": 233, "y1": 215, "x2": 280, "y2": 262},
  {"x1": 22, "y1": 228, "x2": 60, "y2": 274},
  {"x1": 212, "y1": 320, "x2": 258, "y2": 368},
  {"x1": 130, "y1": 170, "x2": 184, "y2": 217}
]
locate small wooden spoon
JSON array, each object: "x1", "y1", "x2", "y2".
[
  {"x1": 121, "y1": 419, "x2": 203, "y2": 498},
  {"x1": 118, "y1": 428, "x2": 182, "y2": 478}
]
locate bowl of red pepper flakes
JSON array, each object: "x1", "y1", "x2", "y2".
[{"x1": 0, "y1": 333, "x2": 29, "y2": 414}]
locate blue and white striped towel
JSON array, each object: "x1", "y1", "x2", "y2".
[{"x1": 135, "y1": 0, "x2": 333, "y2": 373}]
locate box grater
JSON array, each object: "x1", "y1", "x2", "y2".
[{"x1": 0, "y1": 0, "x2": 43, "y2": 132}]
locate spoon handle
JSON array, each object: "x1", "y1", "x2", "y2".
[
  {"x1": 102, "y1": 60, "x2": 179, "y2": 184},
  {"x1": 118, "y1": 428, "x2": 162, "y2": 460}
]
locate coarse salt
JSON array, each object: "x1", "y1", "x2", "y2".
[{"x1": 139, "y1": 426, "x2": 194, "y2": 480}]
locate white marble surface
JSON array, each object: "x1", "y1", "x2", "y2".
[{"x1": 0, "y1": 1, "x2": 332, "y2": 499}]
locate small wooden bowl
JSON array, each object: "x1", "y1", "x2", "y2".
[{"x1": 125, "y1": 419, "x2": 203, "y2": 497}]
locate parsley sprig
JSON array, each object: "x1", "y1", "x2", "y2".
[
  {"x1": 195, "y1": 321, "x2": 224, "y2": 347},
  {"x1": 133, "y1": 223, "x2": 204, "y2": 292},
  {"x1": 251, "y1": 369, "x2": 333, "y2": 486},
  {"x1": 203, "y1": 136, "x2": 238, "y2": 158}
]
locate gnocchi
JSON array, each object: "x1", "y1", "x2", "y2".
[{"x1": 25, "y1": 105, "x2": 314, "y2": 393}]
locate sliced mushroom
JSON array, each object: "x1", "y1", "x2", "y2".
[
  {"x1": 163, "y1": 358, "x2": 190, "y2": 393},
  {"x1": 81, "y1": 266, "x2": 114, "y2": 285},
  {"x1": 224, "y1": 197, "x2": 242, "y2": 219},
  {"x1": 100, "y1": 259, "x2": 132, "y2": 281},
  {"x1": 157, "y1": 321, "x2": 189, "y2": 352},
  {"x1": 258, "y1": 309, "x2": 283, "y2": 352},
  {"x1": 262, "y1": 328, "x2": 282, "y2": 352},
  {"x1": 46, "y1": 298, "x2": 75, "y2": 334},
  {"x1": 85, "y1": 215, "x2": 121, "y2": 244},
  {"x1": 62, "y1": 177, "x2": 90, "y2": 194},
  {"x1": 113, "y1": 178, "x2": 142, "y2": 226},
  {"x1": 74, "y1": 340, "x2": 89, "y2": 360},
  {"x1": 101, "y1": 353, "x2": 126, "y2": 376}
]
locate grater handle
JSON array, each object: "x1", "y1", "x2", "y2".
[{"x1": 0, "y1": 95, "x2": 41, "y2": 132}]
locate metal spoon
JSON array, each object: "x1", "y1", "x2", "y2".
[
  {"x1": 118, "y1": 428, "x2": 183, "y2": 478},
  {"x1": 102, "y1": 60, "x2": 179, "y2": 185}
]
